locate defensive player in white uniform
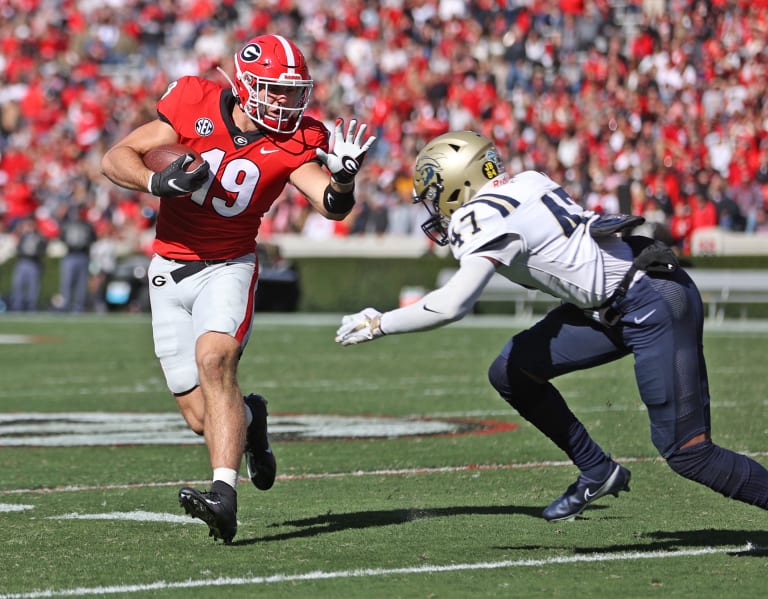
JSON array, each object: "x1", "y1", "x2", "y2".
[{"x1": 336, "y1": 131, "x2": 768, "y2": 520}]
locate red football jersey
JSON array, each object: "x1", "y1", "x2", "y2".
[{"x1": 153, "y1": 76, "x2": 329, "y2": 260}]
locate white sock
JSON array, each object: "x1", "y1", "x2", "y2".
[{"x1": 213, "y1": 467, "x2": 239, "y2": 490}]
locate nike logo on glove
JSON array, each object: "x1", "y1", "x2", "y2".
[
  {"x1": 167, "y1": 179, "x2": 188, "y2": 192},
  {"x1": 633, "y1": 309, "x2": 657, "y2": 324},
  {"x1": 260, "y1": 147, "x2": 279, "y2": 154}
]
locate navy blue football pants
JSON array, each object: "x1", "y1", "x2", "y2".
[
  {"x1": 490, "y1": 267, "x2": 768, "y2": 508},
  {"x1": 497, "y1": 268, "x2": 708, "y2": 457}
]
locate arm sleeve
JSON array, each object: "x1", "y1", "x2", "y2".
[{"x1": 379, "y1": 254, "x2": 497, "y2": 334}]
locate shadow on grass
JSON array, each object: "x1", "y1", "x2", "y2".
[
  {"x1": 231, "y1": 504, "x2": 548, "y2": 546},
  {"x1": 233, "y1": 507, "x2": 768, "y2": 556},
  {"x1": 498, "y1": 528, "x2": 768, "y2": 557}
]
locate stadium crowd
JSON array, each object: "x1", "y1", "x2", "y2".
[{"x1": 1, "y1": 0, "x2": 767, "y2": 279}]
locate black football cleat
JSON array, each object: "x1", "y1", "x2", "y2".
[
  {"x1": 179, "y1": 486, "x2": 237, "y2": 543},
  {"x1": 543, "y1": 462, "x2": 631, "y2": 522},
  {"x1": 243, "y1": 394, "x2": 277, "y2": 491}
]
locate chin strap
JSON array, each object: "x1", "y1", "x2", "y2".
[{"x1": 216, "y1": 65, "x2": 240, "y2": 102}]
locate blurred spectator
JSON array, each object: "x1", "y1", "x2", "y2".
[
  {"x1": 669, "y1": 200, "x2": 692, "y2": 255},
  {"x1": 688, "y1": 190, "x2": 718, "y2": 236},
  {"x1": 708, "y1": 171, "x2": 743, "y2": 231},
  {"x1": 56, "y1": 207, "x2": 96, "y2": 312},
  {"x1": 730, "y1": 172, "x2": 766, "y2": 234},
  {"x1": 10, "y1": 217, "x2": 47, "y2": 311},
  {"x1": 88, "y1": 222, "x2": 119, "y2": 313},
  {"x1": 387, "y1": 170, "x2": 424, "y2": 236},
  {"x1": 0, "y1": 0, "x2": 766, "y2": 270}
]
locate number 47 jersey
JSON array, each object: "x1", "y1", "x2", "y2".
[{"x1": 447, "y1": 170, "x2": 635, "y2": 309}]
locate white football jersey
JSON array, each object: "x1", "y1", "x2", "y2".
[{"x1": 448, "y1": 171, "x2": 635, "y2": 308}]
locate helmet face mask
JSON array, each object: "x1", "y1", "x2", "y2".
[
  {"x1": 412, "y1": 131, "x2": 505, "y2": 246},
  {"x1": 413, "y1": 175, "x2": 451, "y2": 246},
  {"x1": 231, "y1": 35, "x2": 313, "y2": 134}
]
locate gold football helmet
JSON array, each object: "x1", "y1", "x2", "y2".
[{"x1": 412, "y1": 131, "x2": 504, "y2": 245}]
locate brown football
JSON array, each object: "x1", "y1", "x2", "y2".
[{"x1": 143, "y1": 143, "x2": 204, "y2": 172}]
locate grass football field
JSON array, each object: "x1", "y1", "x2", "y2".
[{"x1": 0, "y1": 313, "x2": 766, "y2": 598}]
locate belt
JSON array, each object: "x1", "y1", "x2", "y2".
[
  {"x1": 585, "y1": 237, "x2": 678, "y2": 327},
  {"x1": 587, "y1": 266, "x2": 642, "y2": 326},
  {"x1": 158, "y1": 254, "x2": 231, "y2": 284},
  {"x1": 158, "y1": 254, "x2": 230, "y2": 265}
]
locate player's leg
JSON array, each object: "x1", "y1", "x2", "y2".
[
  {"x1": 177, "y1": 258, "x2": 262, "y2": 542},
  {"x1": 10, "y1": 261, "x2": 27, "y2": 311},
  {"x1": 488, "y1": 303, "x2": 632, "y2": 520},
  {"x1": 195, "y1": 329, "x2": 246, "y2": 476},
  {"x1": 622, "y1": 272, "x2": 768, "y2": 509},
  {"x1": 243, "y1": 392, "x2": 277, "y2": 490},
  {"x1": 72, "y1": 255, "x2": 89, "y2": 313},
  {"x1": 29, "y1": 263, "x2": 42, "y2": 311},
  {"x1": 59, "y1": 256, "x2": 75, "y2": 310},
  {"x1": 190, "y1": 258, "x2": 261, "y2": 483},
  {"x1": 148, "y1": 255, "x2": 241, "y2": 542},
  {"x1": 148, "y1": 255, "x2": 203, "y2": 429}
]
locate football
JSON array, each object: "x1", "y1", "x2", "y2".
[{"x1": 142, "y1": 143, "x2": 204, "y2": 172}]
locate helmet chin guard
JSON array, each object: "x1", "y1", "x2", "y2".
[{"x1": 414, "y1": 178, "x2": 451, "y2": 246}]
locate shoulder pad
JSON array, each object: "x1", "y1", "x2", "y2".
[{"x1": 589, "y1": 214, "x2": 645, "y2": 238}]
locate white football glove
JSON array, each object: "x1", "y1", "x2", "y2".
[
  {"x1": 335, "y1": 307, "x2": 384, "y2": 346},
  {"x1": 316, "y1": 118, "x2": 377, "y2": 184}
]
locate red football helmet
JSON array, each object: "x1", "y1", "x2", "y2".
[{"x1": 229, "y1": 34, "x2": 313, "y2": 134}]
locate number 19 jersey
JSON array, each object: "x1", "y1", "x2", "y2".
[{"x1": 153, "y1": 76, "x2": 329, "y2": 260}]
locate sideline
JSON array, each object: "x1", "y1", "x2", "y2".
[{"x1": 0, "y1": 544, "x2": 759, "y2": 599}]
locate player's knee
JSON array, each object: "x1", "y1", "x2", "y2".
[
  {"x1": 163, "y1": 363, "x2": 199, "y2": 397},
  {"x1": 666, "y1": 439, "x2": 716, "y2": 480},
  {"x1": 666, "y1": 439, "x2": 751, "y2": 499},
  {"x1": 488, "y1": 355, "x2": 540, "y2": 410},
  {"x1": 488, "y1": 355, "x2": 512, "y2": 398},
  {"x1": 196, "y1": 347, "x2": 237, "y2": 382}
]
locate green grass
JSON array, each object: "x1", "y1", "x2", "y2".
[{"x1": 0, "y1": 314, "x2": 766, "y2": 598}]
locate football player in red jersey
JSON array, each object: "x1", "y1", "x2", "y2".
[{"x1": 101, "y1": 34, "x2": 376, "y2": 543}]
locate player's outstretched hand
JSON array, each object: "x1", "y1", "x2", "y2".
[
  {"x1": 149, "y1": 154, "x2": 210, "y2": 197},
  {"x1": 316, "y1": 119, "x2": 377, "y2": 184},
  {"x1": 335, "y1": 307, "x2": 384, "y2": 346}
]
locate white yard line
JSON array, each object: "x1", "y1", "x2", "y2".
[
  {"x1": 4, "y1": 452, "x2": 768, "y2": 496},
  {"x1": 0, "y1": 544, "x2": 759, "y2": 599}
]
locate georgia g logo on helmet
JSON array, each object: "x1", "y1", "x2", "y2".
[{"x1": 240, "y1": 43, "x2": 262, "y2": 62}]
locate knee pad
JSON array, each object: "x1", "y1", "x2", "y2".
[
  {"x1": 666, "y1": 439, "x2": 717, "y2": 481},
  {"x1": 488, "y1": 355, "x2": 542, "y2": 410},
  {"x1": 161, "y1": 355, "x2": 199, "y2": 395}
]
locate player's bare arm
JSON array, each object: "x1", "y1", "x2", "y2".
[
  {"x1": 292, "y1": 118, "x2": 376, "y2": 220},
  {"x1": 289, "y1": 161, "x2": 349, "y2": 220},
  {"x1": 101, "y1": 119, "x2": 179, "y2": 192}
]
